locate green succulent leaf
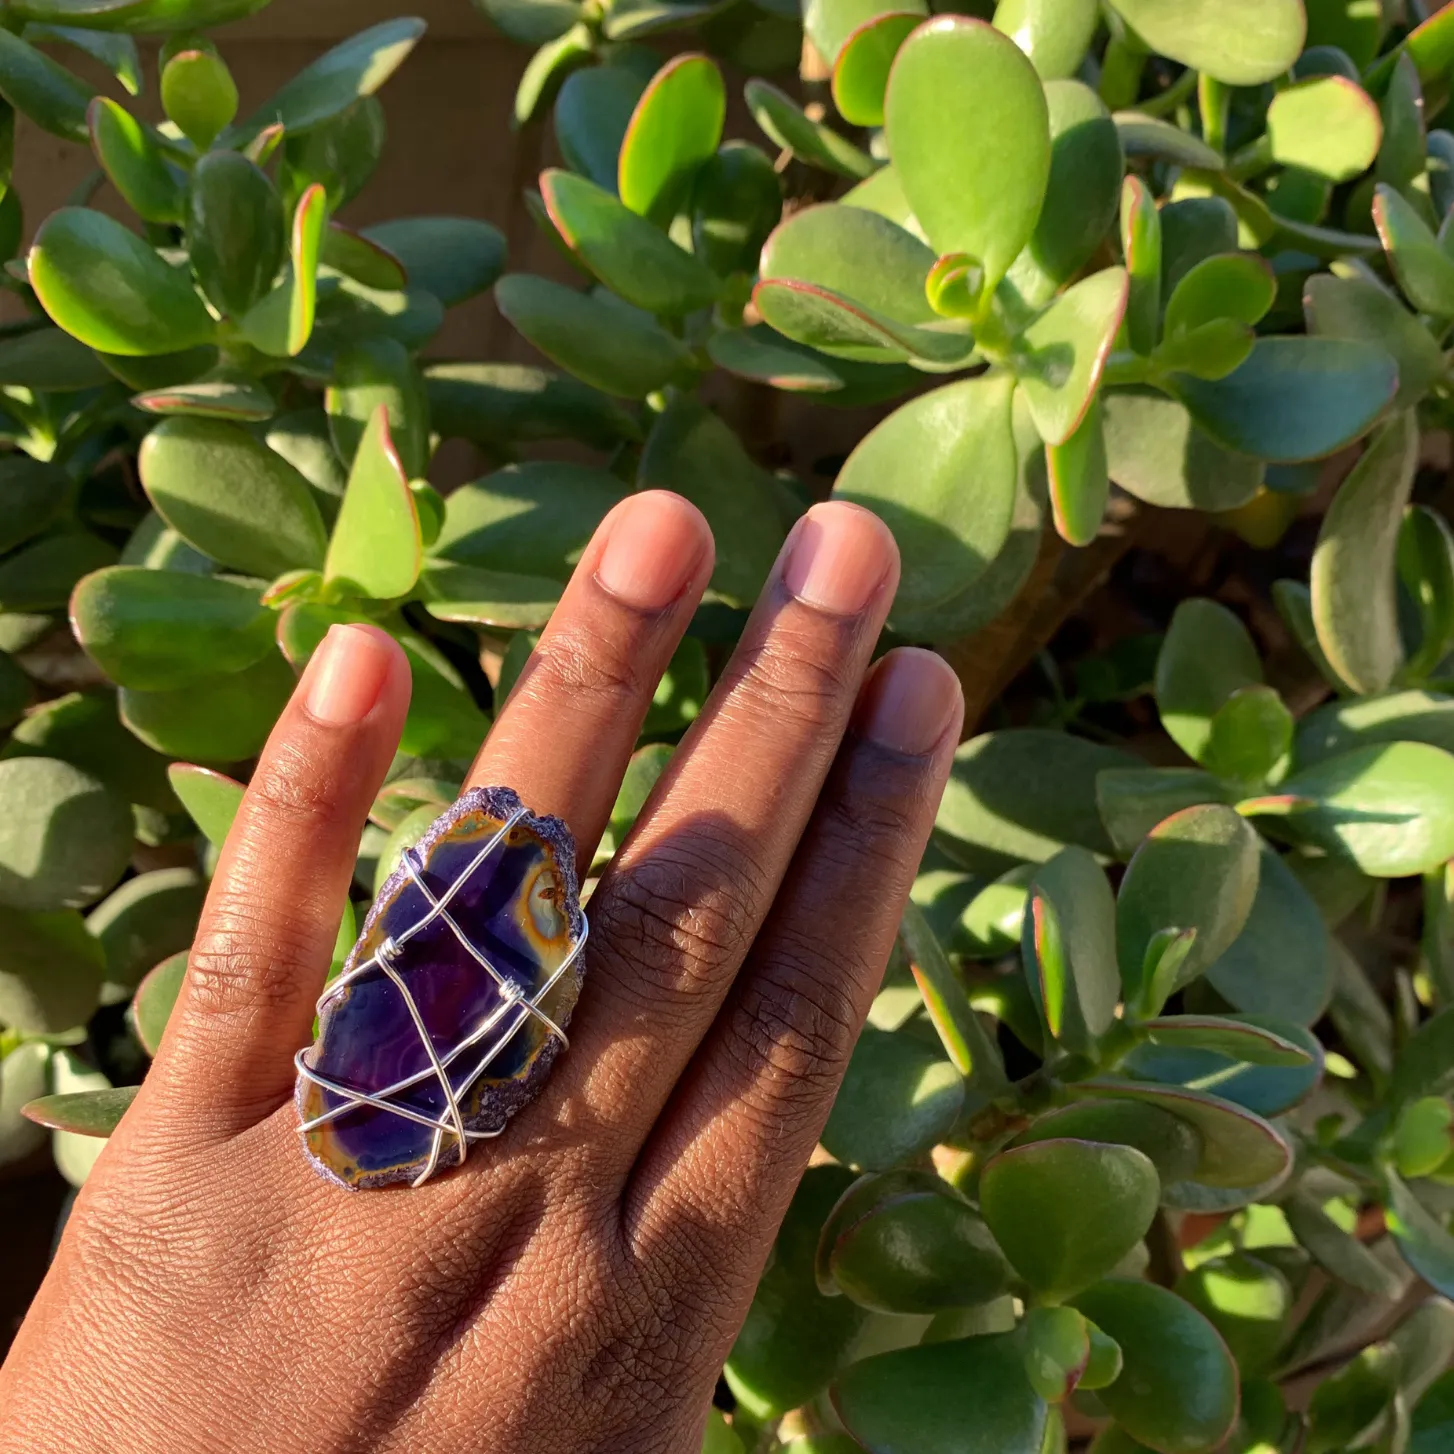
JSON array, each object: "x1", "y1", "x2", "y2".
[
  {"x1": 494, "y1": 273, "x2": 691, "y2": 399},
  {"x1": 1374, "y1": 184, "x2": 1454, "y2": 315},
  {"x1": 1116, "y1": 804, "x2": 1261, "y2": 1015},
  {"x1": 1016, "y1": 266, "x2": 1127, "y2": 447},
  {"x1": 1176, "y1": 1252, "x2": 1292, "y2": 1381},
  {"x1": 1021, "y1": 1305, "x2": 1091, "y2": 1403},
  {"x1": 166, "y1": 762, "x2": 243, "y2": 849},
  {"x1": 1102, "y1": 389, "x2": 1263, "y2": 512},
  {"x1": 992, "y1": 0, "x2": 1098, "y2": 79},
  {"x1": 1245, "y1": 741, "x2": 1454, "y2": 878},
  {"x1": 86, "y1": 867, "x2": 202, "y2": 998},
  {"x1": 87, "y1": 97, "x2": 181, "y2": 225},
  {"x1": 540, "y1": 169, "x2": 719, "y2": 315},
  {"x1": 1096, "y1": 768, "x2": 1226, "y2": 860},
  {"x1": 617, "y1": 53, "x2": 723, "y2": 224},
  {"x1": 554, "y1": 63, "x2": 646, "y2": 191},
  {"x1": 1046, "y1": 397, "x2": 1108, "y2": 546},
  {"x1": 833, "y1": 1333, "x2": 1048, "y2": 1454},
  {"x1": 1170, "y1": 336, "x2": 1397, "y2": 464},
  {"x1": 1120, "y1": 177, "x2": 1161, "y2": 357},
  {"x1": 744, "y1": 77, "x2": 875, "y2": 180},
  {"x1": 832, "y1": 12, "x2": 921, "y2": 129},
  {"x1": 324, "y1": 404, "x2": 421, "y2": 601},
  {"x1": 1114, "y1": 111, "x2": 1223, "y2": 171},
  {"x1": 1012, "y1": 1098, "x2": 1203, "y2": 1185},
  {"x1": 133, "y1": 366, "x2": 277, "y2": 423},
  {"x1": 834, "y1": 373, "x2": 1017, "y2": 617},
  {"x1": 885, "y1": 16, "x2": 1050, "y2": 290},
  {"x1": 1154, "y1": 599, "x2": 1263, "y2": 766},
  {"x1": 225, "y1": 18, "x2": 425, "y2": 147},
  {"x1": 238, "y1": 183, "x2": 327, "y2": 359},
  {"x1": 981, "y1": 1139, "x2": 1159, "y2": 1301},
  {"x1": 1105, "y1": 0, "x2": 1305, "y2": 84},
  {"x1": 120, "y1": 651, "x2": 294, "y2": 763},
  {"x1": 707, "y1": 327, "x2": 843, "y2": 392},
  {"x1": 1306, "y1": 1341, "x2": 1403, "y2": 1454},
  {"x1": 1022, "y1": 846, "x2": 1118, "y2": 1054},
  {"x1": 139, "y1": 417, "x2": 329, "y2": 578},
  {"x1": 0, "y1": 905, "x2": 104, "y2": 1033},
  {"x1": 1267, "y1": 75, "x2": 1382, "y2": 184},
  {"x1": 821, "y1": 1026, "x2": 963, "y2": 1170},
  {"x1": 0, "y1": 756, "x2": 131, "y2": 913},
  {"x1": 30, "y1": 207, "x2": 215, "y2": 357},
  {"x1": 1163, "y1": 254, "x2": 1275, "y2": 341},
  {"x1": 416, "y1": 562, "x2": 561, "y2": 630},
  {"x1": 359, "y1": 217, "x2": 506, "y2": 308},
  {"x1": 1377, "y1": 53, "x2": 1426, "y2": 205},
  {"x1": 22, "y1": 1083, "x2": 136, "y2": 1137},
  {"x1": 187, "y1": 150, "x2": 287, "y2": 321},
  {"x1": 0, "y1": 27, "x2": 93, "y2": 140},
  {"x1": 818, "y1": 1169, "x2": 1011, "y2": 1313},
  {"x1": 0, "y1": 533, "x2": 118, "y2": 614},
  {"x1": 132, "y1": 949, "x2": 187, "y2": 1057},
  {"x1": 160, "y1": 45, "x2": 237, "y2": 150},
  {"x1": 326, "y1": 336, "x2": 430, "y2": 479},
  {"x1": 1285, "y1": 1191, "x2": 1408, "y2": 1299},
  {"x1": 1203, "y1": 686, "x2": 1294, "y2": 788},
  {"x1": 71, "y1": 566, "x2": 273, "y2": 692},
  {"x1": 1310, "y1": 410, "x2": 1418, "y2": 695},
  {"x1": 689, "y1": 141, "x2": 782, "y2": 276},
  {"x1": 1304, "y1": 273, "x2": 1443, "y2": 412}
]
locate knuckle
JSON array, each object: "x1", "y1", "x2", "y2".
[
  {"x1": 727, "y1": 623, "x2": 859, "y2": 731},
  {"x1": 245, "y1": 740, "x2": 341, "y2": 829},
  {"x1": 186, "y1": 900, "x2": 315, "y2": 1016},
  {"x1": 589, "y1": 827, "x2": 767, "y2": 1016},
  {"x1": 525, "y1": 619, "x2": 653, "y2": 712}
]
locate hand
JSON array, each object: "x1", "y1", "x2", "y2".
[{"x1": 0, "y1": 491, "x2": 963, "y2": 1453}]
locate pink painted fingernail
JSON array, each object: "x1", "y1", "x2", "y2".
[
  {"x1": 782, "y1": 502, "x2": 896, "y2": 614},
  {"x1": 304, "y1": 624, "x2": 395, "y2": 726},
  {"x1": 857, "y1": 648, "x2": 963, "y2": 756},
  {"x1": 595, "y1": 490, "x2": 712, "y2": 609}
]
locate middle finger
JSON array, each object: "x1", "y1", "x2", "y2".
[{"x1": 558, "y1": 500, "x2": 899, "y2": 1166}]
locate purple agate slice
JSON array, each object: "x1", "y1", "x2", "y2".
[{"x1": 296, "y1": 786, "x2": 584, "y2": 1190}]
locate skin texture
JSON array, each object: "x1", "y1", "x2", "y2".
[{"x1": 0, "y1": 490, "x2": 963, "y2": 1454}]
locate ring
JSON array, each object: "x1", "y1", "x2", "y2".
[{"x1": 294, "y1": 787, "x2": 587, "y2": 1190}]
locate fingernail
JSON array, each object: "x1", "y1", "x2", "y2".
[
  {"x1": 596, "y1": 491, "x2": 710, "y2": 609},
  {"x1": 857, "y1": 648, "x2": 963, "y2": 756},
  {"x1": 782, "y1": 502, "x2": 895, "y2": 614},
  {"x1": 304, "y1": 624, "x2": 395, "y2": 726}
]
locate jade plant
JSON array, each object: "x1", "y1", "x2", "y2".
[{"x1": 7, "y1": 0, "x2": 1454, "y2": 1450}]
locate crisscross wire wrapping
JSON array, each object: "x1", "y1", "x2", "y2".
[{"x1": 294, "y1": 804, "x2": 588, "y2": 1187}]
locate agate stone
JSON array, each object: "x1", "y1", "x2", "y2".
[{"x1": 296, "y1": 786, "x2": 584, "y2": 1190}]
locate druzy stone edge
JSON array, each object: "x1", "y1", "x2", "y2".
[{"x1": 296, "y1": 785, "x2": 585, "y2": 1191}]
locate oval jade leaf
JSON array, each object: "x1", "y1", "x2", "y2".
[
  {"x1": 1009, "y1": 79, "x2": 1123, "y2": 307},
  {"x1": 0, "y1": 26, "x2": 94, "y2": 140},
  {"x1": 494, "y1": 272, "x2": 692, "y2": 399},
  {"x1": 359, "y1": 218, "x2": 505, "y2": 308},
  {"x1": 22, "y1": 1084, "x2": 138, "y2": 1136},
  {"x1": 133, "y1": 365, "x2": 277, "y2": 424},
  {"x1": 1163, "y1": 254, "x2": 1276, "y2": 340},
  {"x1": 1016, "y1": 266, "x2": 1128, "y2": 446},
  {"x1": 1067, "y1": 1081, "x2": 1291, "y2": 1193},
  {"x1": 981, "y1": 1139, "x2": 1159, "y2": 1301},
  {"x1": 237, "y1": 183, "x2": 327, "y2": 360},
  {"x1": 753, "y1": 279, "x2": 973, "y2": 367},
  {"x1": 690, "y1": 140, "x2": 782, "y2": 277},
  {"x1": 1268, "y1": 75, "x2": 1382, "y2": 184},
  {"x1": 30, "y1": 206, "x2": 215, "y2": 357},
  {"x1": 708, "y1": 327, "x2": 843, "y2": 392},
  {"x1": 1103, "y1": 387, "x2": 1263, "y2": 511},
  {"x1": 0, "y1": 1041, "x2": 50, "y2": 1166},
  {"x1": 744, "y1": 78, "x2": 875, "y2": 180},
  {"x1": 133, "y1": 948, "x2": 187, "y2": 1056},
  {"x1": 86, "y1": 866, "x2": 202, "y2": 996},
  {"x1": 120, "y1": 650, "x2": 295, "y2": 763},
  {"x1": 805, "y1": 0, "x2": 912, "y2": 66},
  {"x1": 225, "y1": 18, "x2": 425, "y2": 146},
  {"x1": 1294, "y1": 691, "x2": 1454, "y2": 768},
  {"x1": 885, "y1": 17, "x2": 1050, "y2": 288},
  {"x1": 70, "y1": 566, "x2": 273, "y2": 692},
  {"x1": 833, "y1": 12, "x2": 921, "y2": 129},
  {"x1": 1387, "y1": 1171, "x2": 1454, "y2": 1301},
  {"x1": 820, "y1": 1169, "x2": 1011, "y2": 1313},
  {"x1": 1106, "y1": 0, "x2": 1304, "y2": 84},
  {"x1": 1071, "y1": 1279, "x2": 1239, "y2": 1453},
  {"x1": 833, "y1": 1332, "x2": 1048, "y2": 1454},
  {"x1": 554, "y1": 63, "x2": 646, "y2": 191},
  {"x1": 1012, "y1": 1098, "x2": 1202, "y2": 1185},
  {"x1": 1021, "y1": 1305, "x2": 1092, "y2": 1402},
  {"x1": 0, "y1": 533, "x2": 118, "y2": 614},
  {"x1": 726, "y1": 1165, "x2": 868, "y2": 1420},
  {"x1": 160, "y1": 45, "x2": 238, "y2": 150},
  {"x1": 937, "y1": 729, "x2": 1137, "y2": 868},
  {"x1": 139, "y1": 416, "x2": 329, "y2": 579},
  {"x1": 0, "y1": 904, "x2": 104, "y2": 1033},
  {"x1": 834, "y1": 372, "x2": 1017, "y2": 617},
  {"x1": 0, "y1": 756, "x2": 132, "y2": 912},
  {"x1": 1116, "y1": 804, "x2": 1261, "y2": 1015},
  {"x1": 326, "y1": 336, "x2": 431, "y2": 478},
  {"x1": 617, "y1": 53, "x2": 724, "y2": 224},
  {"x1": 1248, "y1": 741, "x2": 1454, "y2": 878},
  {"x1": 324, "y1": 404, "x2": 421, "y2": 601},
  {"x1": 415, "y1": 562, "x2": 562, "y2": 631},
  {"x1": 1170, "y1": 336, "x2": 1398, "y2": 464},
  {"x1": 87, "y1": 96, "x2": 182, "y2": 225},
  {"x1": 1154, "y1": 598, "x2": 1263, "y2": 766},
  {"x1": 820, "y1": 1026, "x2": 963, "y2": 1170},
  {"x1": 992, "y1": 0, "x2": 1098, "y2": 79},
  {"x1": 540, "y1": 169, "x2": 719, "y2": 315},
  {"x1": 1310, "y1": 410, "x2": 1418, "y2": 695},
  {"x1": 1022, "y1": 844, "x2": 1119, "y2": 1053},
  {"x1": 187, "y1": 149, "x2": 286, "y2": 320}
]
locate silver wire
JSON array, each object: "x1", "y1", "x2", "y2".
[{"x1": 294, "y1": 804, "x2": 586, "y2": 1187}]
